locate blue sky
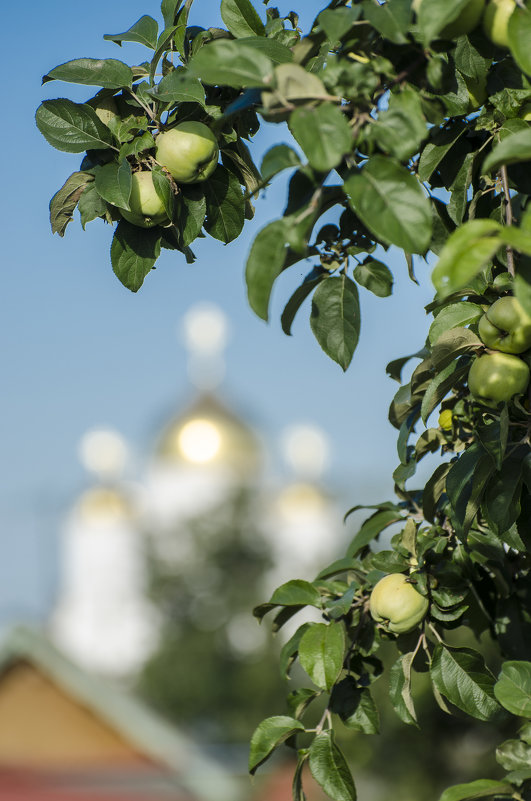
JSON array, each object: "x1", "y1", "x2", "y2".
[{"x1": 1, "y1": 0, "x2": 436, "y2": 622}]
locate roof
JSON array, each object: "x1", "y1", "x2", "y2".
[{"x1": 0, "y1": 626, "x2": 240, "y2": 801}]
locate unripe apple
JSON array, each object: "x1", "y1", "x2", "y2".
[
  {"x1": 120, "y1": 171, "x2": 169, "y2": 229},
  {"x1": 438, "y1": 409, "x2": 453, "y2": 430},
  {"x1": 468, "y1": 351, "x2": 530, "y2": 403},
  {"x1": 155, "y1": 122, "x2": 219, "y2": 184},
  {"x1": 413, "y1": 0, "x2": 485, "y2": 38},
  {"x1": 478, "y1": 296, "x2": 531, "y2": 354},
  {"x1": 369, "y1": 573, "x2": 429, "y2": 634},
  {"x1": 483, "y1": 0, "x2": 516, "y2": 47}
]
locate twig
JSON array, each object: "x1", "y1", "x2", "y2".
[{"x1": 500, "y1": 164, "x2": 515, "y2": 276}]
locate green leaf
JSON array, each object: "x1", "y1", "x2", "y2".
[
  {"x1": 432, "y1": 220, "x2": 502, "y2": 297},
  {"x1": 249, "y1": 716, "x2": 305, "y2": 774},
  {"x1": 347, "y1": 510, "x2": 403, "y2": 557},
  {"x1": 119, "y1": 131, "x2": 155, "y2": 160},
  {"x1": 363, "y1": 0, "x2": 410, "y2": 44},
  {"x1": 110, "y1": 221, "x2": 161, "y2": 292},
  {"x1": 261, "y1": 144, "x2": 301, "y2": 182},
  {"x1": 438, "y1": 779, "x2": 513, "y2": 801},
  {"x1": 49, "y1": 172, "x2": 93, "y2": 236},
  {"x1": 270, "y1": 580, "x2": 322, "y2": 608},
  {"x1": 345, "y1": 157, "x2": 432, "y2": 254},
  {"x1": 330, "y1": 678, "x2": 380, "y2": 734},
  {"x1": 104, "y1": 15, "x2": 159, "y2": 49},
  {"x1": 508, "y1": 6, "x2": 531, "y2": 77},
  {"x1": 430, "y1": 328, "x2": 482, "y2": 372},
  {"x1": 148, "y1": 68, "x2": 205, "y2": 104},
  {"x1": 482, "y1": 460, "x2": 522, "y2": 542},
  {"x1": 281, "y1": 269, "x2": 325, "y2": 335},
  {"x1": 220, "y1": 0, "x2": 265, "y2": 38},
  {"x1": 161, "y1": 0, "x2": 183, "y2": 27},
  {"x1": 483, "y1": 129, "x2": 531, "y2": 174},
  {"x1": 237, "y1": 37, "x2": 293, "y2": 64},
  {"x1": 78, "y1": 182, "x2": 108, "y2": 228},
  {"x1": 389, "y1": 652, "x2": 418, "y2": 727},
  {"x1": 298, "y1": 623, "x2": 345, "y2": 691},
  {"x1": 496, "y1": 738, "x2": 531, "y2": 771},
  {"x1": 310, "y1": 274, "x2": 360, "y2": 371},
  {"x1": 317, "y1": 8, "x2": 361, "y2": 43},
  {"x1": 245, "y1": 219, "x2": 287, "y2": 320},
  {"x1": 36, "y1": 99, "x2": 115, "y2": 153},
  {"x1": 289, "y1": 103, "x2": 351, "y2": 173},
  {"x1": 94, "y1": 160, "x2": 132, "y2": 210},
  {"x1": 430, "y1": 645, "x2": 501, "y2": 721},
  {"x1": 43, "y1": 58, "x2": 133, "y2": 89},
  {"x1": 204, "y1": 165, "x2": 245, "y2": 243},
  {"x1": 495, "y1": 661, "x2": 531, "y2": 717},
  {"x1": 429, "y1": 303, "x2": 483, "y2": 345},
  {"x1": 280, "y1": 624, "x2": 312, "y2": 679},
  {"x1": 417, "y1": 0, "x2": 475, "y2": 43},
  {"x1": 309, "y1": 732, "x2": 356, "y2": 801},
  {"x1": 189, "y1": 40, "x2": 274, "y2": 88},
  {"x1": 371, "y1": 87, "x2": 428, "y2": 162},
  {"x1": 175, "y1": 184, "x2": 206, "y2": 247},
  {"x1": 151, "y1": 166, "x2": 175, "y2": 220},
  {"x1": 418, "y1": 121, "x2": 467, "y2": 183},
  {"x1": 353, "y1": 258, "x2": 393, "y2": 298},
  {"x1": 421, "y1": 360, "x2": 465, "y2": 425}
]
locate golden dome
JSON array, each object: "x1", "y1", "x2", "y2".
[
  {"x1": 75, "y1": 486, "x2": 133, "y2": 522},
  {"x1": 156, "y1": 394, "x2": 261, "y2": 477}
]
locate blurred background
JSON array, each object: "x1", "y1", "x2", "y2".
[{"x1": 0, "y1": 1, "x2": 506, "y2": 800}]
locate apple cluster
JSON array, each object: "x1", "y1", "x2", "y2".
[
  {"x1": 118, "y1": 121, "x2": 219, "y2": 229},
  {"x1": 469, "y1": 297, "x2": 531, "y2": 403}
]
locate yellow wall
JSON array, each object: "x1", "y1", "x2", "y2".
[{"x1": 0, "y1": 661, "x2": 147, "y2": 768}]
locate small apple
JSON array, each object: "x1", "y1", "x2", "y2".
[
  {"x1": 155, "y1": 122, "x2": 219, "y2": 184},
  {"x1": 519, "y1": 103, "x2": 531, "y2": 122},
  {"x1": 438, "y1": 409, "x2": 453, "y2": 430},
  {"x1": 120, "y1": 171, "x2": 169, "y2": 229},
  {"x1": 483, "y1": 0, "x2": 516, "y2": 48},
  {"x1": 369, "y1": 573, "x2": 429, "y2": 634},
  {"x1": 478, "y1": 296, "x2": 531, "y2": 354},
  {"x1": 413, "y1": 0, "x2": 485, "y2": 38},
  {"x1": 468, "y1": 351, "x2": 530, "y2": 403}
]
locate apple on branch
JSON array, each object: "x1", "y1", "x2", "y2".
[
  {"x1": 369, "y1": 573, "x2": 429, "y2": 634},
  {"x1": 468, "y1": 351, "x2": 530, "y2": 403},
  {"x1": 155, "y1": 122, "x2": 219, "y2": 184},
  {"x1": 120, "y1": 171, "x2": 169, "y2": 229},
  {"x1": 478, "y1": 296, "x2": 531, "y2": 354}
]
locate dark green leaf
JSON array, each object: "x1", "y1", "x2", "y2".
[
  {"x1": 417, "y1": 0, "x2": 476, "y2": 43},
  {"x1": 49, "y1": 172, "x2": 93, "y2": 236},
  {"x1": 151, "y1": 166, "x2": 175, "y2": 220},
  {"x1": 204, "y1": 164, "x2": 245, "y2": 243},
  {"x1": 418, "y1": 121, "x2": 467, "y2": 183},
  {"x1": 482, "y1": 460, "x2": 523, "y2": 542},
  {"x1": 317, "y1": 8, "x2": 361, "y2": 43},
  {"x1": 220, "y1": 0, "x2": 265, "y2": 38},
  {"x1": 36, "y1": 99, "x2": 115, "y2": 153},
  {"x1": 363, "y1": 0, "x2": 410, "y2": 44},
  {"x1": 330, "y1": 678, "x2": 380, "y2": 734},
  {"x1": 261, "y1": 144, "x2": 301, "y2": 182},
  {"x1": 245, "y1": 219, "x2": 287, "y2": 320},
  {"x1": 289, "y1": 103, "x2": 352, "y2": 173},
  {"x1": 281, "y1": 269, "x2": 325, "y2": 335},
  {"x1": 345, "y1": 157, "x2": 432, "y2": 254},
  {"x1": 389, "y1": 652, "x2": 418, "y2": 727},
  {"x1": 94, "y1": 160, "x2": 132, "y2": 210},
  {"x1": 104, "y1": 15, "x2": 159, "y2": 49},
  {"x1": 237, "y1": 37, "x2": 293, "y2": 64},
  {"x1": 310, "y1": 275, "x2": 360, "y2": 370},
  {"x1": 309, "y1": 732, "x2": 356, "y2": 801},
  {"x1": 110, "y1": 221, "x2": 161, "y2": 292},
  {"x1": 280, "y1": 624, "x2": 312, "y2": 678},
  {"x1": 353, "y1": 259, "x2": 393, "y2": 298},
  {"x1": 371, "y1": 87, "x2": 427, "y2": 162},
  {"x1": 429, "y1": 303, "x2": 483, "y2": 345},
  {"x1": 270, "y1": 580, "x2": 322, "y2": 608},
  {"x1": 175, "y1": 184, "x2": 206, "y2": 247},
  {"x1": 249, "y1": 716, "x2": 305, "y2": 774},
  {"x1": 430, "y1": 645, "x2": 501, "y2": 721},
  {"x1": 78, "y1": 182, "x2": 108, "y2": 228},
  {"x1": 347, "y1": 510, "x2": 403, "y2": 556},
  {"x1": 298, "y1": 622, "x2": 345, "y2": 691},
  {"x1": 149, "y1": 68, "x2": 205, "y2": 104},
  {"x1": 43, "y1": 58, "x2": 133, "y2": 89}
]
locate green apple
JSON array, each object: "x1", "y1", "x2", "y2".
[
  {"x1": 483, "y1": 0, "x2": 516, "y2": 47},
  {"x1": 413, "y1": 0, "x2": 485, "y2": 38},
  {"x1": 120, "y1": 171, "x2": 169, "y2": 229},
  {"x1": 369, "y1": 573, "x2": 429, "y2": 634},
  {"x1": 155, "y1": 122, "x2": 219, "y2": 184},
  {"x1": 478, "y1": 296, "x2": 531, "y2": 354},
  {"x1": 468, "y1": 351, "x2": 530, "y2": 403}
]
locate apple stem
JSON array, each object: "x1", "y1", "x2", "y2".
[{"x1": 500, "y1": 164, "x2": 515, "y2": 277}]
